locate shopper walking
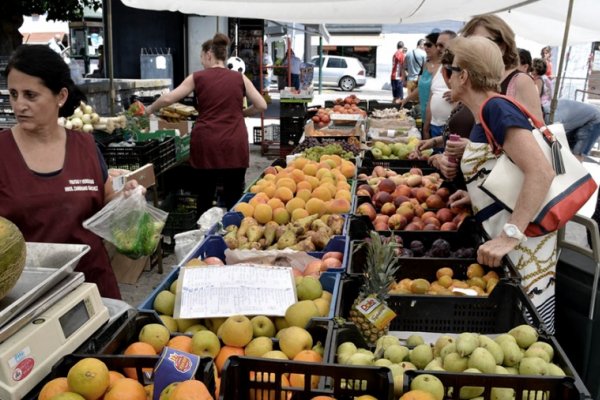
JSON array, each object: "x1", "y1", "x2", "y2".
[
  {"x1": 391, "y1": 41, "x2": 405, "y2": 102},
  {"x1": 146, "y1": 33, "x2": 267, "y2": 216},
  {"x1": 404, "y1": 39, "x2": 426, "y2": 95}
]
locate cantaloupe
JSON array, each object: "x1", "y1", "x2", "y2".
[{"x1": 0, "y1": 216, "x2": 26, "y2": 300}]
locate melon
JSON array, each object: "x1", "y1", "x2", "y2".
[{"x1": 0, "y1": 216, "x2": 26, "y2": 300}]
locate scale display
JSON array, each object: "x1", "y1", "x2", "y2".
[{"x1": 0, "y1": 283, "x2": 108, "y2": 400}]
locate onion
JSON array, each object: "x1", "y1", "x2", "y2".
[
  {"x1": 83, "y1": 105, "x2": 93, "y2": 114},
  {"x1": 73, "y1": 109, "x2": 84, "y2": 118},
  {"x1": 81, "y1": 114, "x2": 92, "y2": 124},
  {"x1": 82, "y1": 124, "x2": 94, "y2": 133},
  {"x1": 64, "y1": 120, "x2": 73, "y2": 130},
  {"x1": 57, "y1": 117, "x2": 66, "y2": 127},
  {"x1": 70, "y1": 117, "x2": 83, "y2": 129},
  {"x1": 90, "y1": 113, "x2": 100, "y2": 123}
]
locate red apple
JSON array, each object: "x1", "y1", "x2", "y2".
[{"x1": 377, "y1": 178, "x2": 396, "y2": 194}]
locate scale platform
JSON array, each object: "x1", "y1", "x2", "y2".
[{"x1": 0, "y1": 275, "x2": 109, "y2": 400}]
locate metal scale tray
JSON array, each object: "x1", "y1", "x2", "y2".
[{"x1": 0, "y1": 242, "x2": 90, "y2": 329}]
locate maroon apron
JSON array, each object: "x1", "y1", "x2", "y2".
[{"x1": 0, "y1": 129, "x2": 121, "y2": 299}]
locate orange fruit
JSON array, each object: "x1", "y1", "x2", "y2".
[
  {"x1": 400, "y1": 390, "x2": 437, "y2": 400},
  {"x1": 290, "y1": 350, "x2": 323, "y2": 388},
  {"x1": 169, "y1": 379, "x2": 213, "y2": 400},
  {"x1": 215, "y1": 346, "x2": 245, "y2": 375},
  {"x1": 167, "y1": 335, "x2": 193, "y2": 353},
  {"x1": 104, "y1": 377, "x2": 146, "y2": 400},
  {"x1": 249, "y1": 372, "x2": 291, "y2": 400},
  {"x1": 293, "y1": 350, "x2": 323, "y2": 363},
  {"x1": 66, "y1": 357, "x2": 110, "y2": 400},
  {"x1": 108, "y1": 370, "x2": 125, "y2": 387},
  {"x1": 123, "y1": 342, "x2": 156, "y2": 379},
  {"x1": 39, "y1": 377, "x2": 69, "y2": 400}
]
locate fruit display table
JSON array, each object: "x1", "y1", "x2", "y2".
[{"x1": 21, "y1": 147, "x2": 596, "y2": 400}]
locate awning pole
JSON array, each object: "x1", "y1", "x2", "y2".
[
  {"x1": 106, "y1": 0, "x2": 115, "y2": 115},
  {"x1": 548, "y1": 0, "x2": 574, "y2": 123}
]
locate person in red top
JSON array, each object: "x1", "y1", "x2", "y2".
[
  {"x1": 391, "y1": 41, "x2": 406, "y2": 102},
  {"x1": 146, "y1": 33, "x2": 267, "y2": 216},
  {"x1": 0, "y1": 45, "x2": 142, "y2": 299},
  {"x1": 541, "y1": 46, "x2": 553, "y2": 79}
]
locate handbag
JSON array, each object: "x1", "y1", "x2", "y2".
[{"x1": 478, "y1": 94, "x2": 597, "y2": 237}]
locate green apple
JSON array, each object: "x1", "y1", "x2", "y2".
[
  {"x1": 373, "y1": 141, "x2": 386, "y2": 150},
  {"x1": 381, "y1": 144, "x2": 392, "y2": 156},
  {"x1": 285, "y1": 300, "x2": 320, "y2": 328},
  {"x1": 262, "y1": 350, "x2": 289, "y2": 360},
  {"x1": 191, "y1": 330, "x2": 221, "y2": 357},
  {"x1": 139, "y1": 323, "x2": 170, "y2": 353},
  {"x1": 176, "y1": 318, "x2": 202, "y2": 333},
  {"x1": 153, "y1": 290, "x2": 175, "y2": 316},
  {"x1": 371, "y1": 147, "x2": 383, "y2": 159},
  {"x1": 296, "y1": 276, "x2": 323, "y2": 301},
  {"x1": 250, "y1": 315, "x2": 276, "y2": 338},
  {"x1": 184, "y1": 324, "x2": 208, "y2": 334},
  {"x1": 158, "y1": 315, "x2": 178, "y2": 333},
  {"x1": 219, "y1": 315, "x2": 254, "y2": 347}
]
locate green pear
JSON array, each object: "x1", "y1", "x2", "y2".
[
  {"x1": 400, "y1": 361, "x2": 417, "y2": 371},
  {"x1": 184, "y1": 324, "x2": 208, "y2": 334},
  {"x1": 410, "y1": 374, "x2": 445, "y2": 400},
  {"x1": 440, "y1": 343, "x2": 457, "y2": 359},
  {"x1": 547, "y1": 363, "x2": 566, "y2": 376},
  {"x1": 468, "y1": 347, "x2": 497, "y2": 374},
  {"x1": 499, "y1": 340, "x2": 523, "y2": 367},
  {"x1": 478, "y1": 335, "x2": 504, "y2": 365},
  {"x1": 406, "y1": 334, "x2": 425, "y2": 347},
  {"x1": 296, "y1": 276, "x2": 323, "y2": 300},
  {"x1": 374, "y1": 358, "x2": 393, "y2": 367},
  {"x1": 410, "y1": 344, "x2": 434, "y2": 369},
  {"x1": 509, "y1": 325, "x2": 538, "y2": 349},
  {"x1": 348, "y1": 352, "x2": 374, "y2": 366},
  {"x1": 457, "y1": 332, "x2": 479, "y2": 357},
  {"x1": 244, "y1": 336, "x2": 273, "y2": 357},
  {"x1": 139, "y1": 323, "x2": 170, "y2": 353},
  {"x1": 375, "y1": 335, "x2": 402, "y2": 358},
  {"x1": 285, "y1": 300, "x2": 320, "y2": 328},
  {"x1": 494, "y1": 333, "x2": 517, "y2": 346},
  {"x1": 153, "y1": 290, "x2": 175, "y2": 316},
  {"x1": 519, "y1": 356, "x2": 549, "y2": 376},
  {"x1": 434, "y1": 335, "x2": 455, "y2": 357},
  {"x1": 527, "y1": 341, "x2": 554, "y2": 362},
  {"x1": 424, "y1": 357, "x2": 443, "y2": 370},
  {"x1": 505, "y1": 366, "x2": 519, "y2": 375},
  {"x1": 158, "y1": 315, "x2": 178, "y2": 333},
  {"x1": 384, "y1": 344, "x2": 410, "y2": 363},
  {"x1": 443, "y1": 352, "x2": 468, "y2": 372},
  {"x1": 524, "y1": 346, "x2": 551, "y2": 363},
  {"x1": 460, "y1": 368, "x2": 484, "y2": 399}
]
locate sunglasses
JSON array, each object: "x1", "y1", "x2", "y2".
[
  {"x1": 443, "y1": 65, "x2": 462, "y2": 76},
  {"x1": 424, "y1": 42, "x2": 434, "y2": 48}
]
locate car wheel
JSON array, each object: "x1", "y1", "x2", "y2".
[{"x1": 339, "y1": 76, "x2": 356, "y2": 91}]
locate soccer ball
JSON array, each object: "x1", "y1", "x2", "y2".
[{"x1": 226, "y1": 56, "x2": 245, "y2": 74}]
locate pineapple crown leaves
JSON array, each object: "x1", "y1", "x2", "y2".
[{"x1": 354, "y1": 231, "x2": 400, "y2": 301}]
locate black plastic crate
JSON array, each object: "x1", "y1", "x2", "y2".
[
  {"x1": 25, "y1": 354, "x2": 214, "y2": 400},
  {"x1": 280, "y1": 101, "x2": 307, "y2": 117},
  {"x1": 220, "y1": 356, "x2": 394, "y2": 400},
  {"x1": 155, "y1": 136, "x2": 177, "y2": 175},
  {"x1": 336, "y1": 278, "x2": 546, "y2": 334},
  {"x1": 367, "y1": 100, "x2": 402, "y2": 113},
  {"x1": 253, "y1": 124, "x2": 281, "y2": 144},
  {"x1": 403, "y1": 363, "x2": 588, "y2": 400},
  {"x1": 161, "y1": 193, "x2": 198, "y2": 239},
  {"x1": 101, "y1": 139, "x2": 161, "y2": 172}
]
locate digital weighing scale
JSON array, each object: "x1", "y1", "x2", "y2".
[{"x1": 0, "y1": 273, "x2": 109, "y2": 400}]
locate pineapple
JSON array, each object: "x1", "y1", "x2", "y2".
[{"x1": 349, "y1": 232, "x2": 400, "y2": 345}]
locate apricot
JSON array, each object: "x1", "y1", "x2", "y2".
[
  {"x1": 303, "y1": 163, "x2": 318, "y2": 176},
  {"x1": 436, "y1": 267, "x2": 454, "y2": 279},
  {"x1": 316, "y1": 168, "x2": 333, "y2": 180},
  {"x1": 262, "y1": 183, "x2": 277, "y2": 198},
  {"x1": 253, "y1": 203, "x2": 273, "y2": 224},
  {"x1": 267, "y1": 198, "x2": 285, "y2": 210},
  {"x1": 296, "y1": 180, "x2": 313, "y2": 192},
  {"x1": 335, "y1": 189, "x2": 351, "y2": 202},
  {"x1": 274, "y1": 186, "x2": 294, "y2": 203},
  {"x1": 291, "y1": 208, "x2": 309, "y2": 221},
  {"x1": 273, "y1": 208, "x2": 290, "y2": 225},
  {"x1": 285, "y1": 197, "x2": 306, "y2": 214},
  {"x1": 340, "y1": 160, "x2": 356, "y2": 179},
  {"x1": 234, "y1": 202, "x2": 254, "y2": 218},
  {"x1": 295, "y1": 188, "x2": 313, "y2": 203},
  {"x1": 312, "y1": 186, "x2": 332, "y2": 202},
  {"x1": 304, "y1": 175, "x2": 320, "y2": 189},
  {"x1": 276, "y1": 177, "x2": 297, "y2": 193},
  {"x1": 305, "y1": 198, "x2": 326, "y2": 216},
  {"x1": 328, "y1": 198, "x2": 351, "y2": 214},
  {"x1": 292, "y1": 157, "x2": 310, "y2": 170},
  {"x1": 290, "y1": 169, "x2": 306, "y2": 183}
]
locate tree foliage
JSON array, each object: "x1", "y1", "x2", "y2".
[{"x1": 0, "y1": 0, "x2": 103, "y2": 56}]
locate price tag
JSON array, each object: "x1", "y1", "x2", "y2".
[
  {"x1": 387, "y1": 129, "x2": 396, "y2": 137},
  {"x1": 355, "y1": 295, "x2": 397, "y2": 329}
]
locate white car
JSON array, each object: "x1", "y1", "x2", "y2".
[{"x1": 310, "y1": 55, "x2": 367, "y2": 91}]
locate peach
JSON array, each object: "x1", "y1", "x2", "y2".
[
  {"x1": 290, "y1": 169, "x2": 305, "y2": 183},
  {"x1": 372, "y1": 166, "x2": 386, "y2": 177},
  {"x1": 267, "y1": 198, "x2": 285, "y2": 210},
  {"x1": 374, "y1": 221, "x2": 389, "y2": 231},
  {"x1": 356, "y1": 189, "x2": 372, "y2": 197},
  {"x1": 303, "y1": 260, "x2": 323, "y2": 276},
  {"x1": 322, "y1": 257, "x2": 342, "y2": 270},
  {"x1": 440, "y1": 222, "x2": 458, "y2": 231},
  {"x1": 322, "y1": 252, "x2": 343, "y2": 261},
  {"x1": 424, "y1": 223, "x2": 440, "y2": 231},
  {"x1": 380, "y1": 202, "x2": 397, "y2": 216},
  {"x1": 436, "y1": 208, "x2": 454, "y2": 223},
  {"x1": 263, "y1": 166, "x2": 278, "y2": 176},
  {"x1": 425, "y1": 194, "x2": 446, "y2": 209},
  {"x1": 436, "y1": 187, "x2": 451, "y2": 201},
  {"x1": 373, "y1": 191, "x2": 392, "y2": 208},
  {"x1": 404, "y1": 222, "x2": 422, "y2": 231},
  {"x1": 406, "y1": 174, "x2": 423, "y2": 187},
  {"x1": 396, "y1": 204, "x2": 415, "y2": 221},
  {"x1": 249, "y1": 194, "x2": 268, "y2": 207},
  {"x1": 357, "y1": 184, "x2": 374, "y2": 197},
  {"x1": 409, "y1": 167, "x2": 423, "y2": 176},
  {"x1": 357, "y1": 173, "x2": 369, "y2": 180},
  {"x1": 356, "y1": 202, "x2": 377, "y2": 221},
  {"x1": 416, "y1": 187, "x2": 433, "y2": 203},
  {"x1": 388, "y1": 214, "x2": 407, "y2": 230},
  {"x1": 374, "y1": 214, "x2": 390, "y2": 225},
  {"x1": 393, "y1": 195, "x2": 411, "y2": 208},
  {"x1": 316, "y1": 168, "x2": 333, "y2": 180},
  {"x1": 377, "y1": 178, "x2": 396, "y2": 194},
  {"x1": 340, "y1": 161, "x2": 356, "y2": 179},
  {"x1": 423, "y1": 216, "x2": 441, "y2": 227}
]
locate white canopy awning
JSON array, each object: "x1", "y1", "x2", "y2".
[{"x1": 119, "y1": 0, "x2": 539, "y2": 24}]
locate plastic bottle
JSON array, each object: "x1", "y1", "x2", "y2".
[{"x1": 447, "y1": 134, "x2": 460, "y2": 163}]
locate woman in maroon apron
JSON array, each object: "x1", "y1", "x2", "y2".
[{"x1": 0, "y1": 45, "x2": 139, "y2": 299}]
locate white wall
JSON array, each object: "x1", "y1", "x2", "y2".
[{"x1": 187, "y1": 16, "x2": 228, "y2": 74}]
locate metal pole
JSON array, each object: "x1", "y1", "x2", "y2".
[
  {"x1": 548, "y1": 0, "x2": 574, "y2": 124},
  {"x1": 318, "y1": 35, "x2": 323, "y2": 94},
  {"x1": 106, "y1": 0, "x2": 115, "y2": 115}
]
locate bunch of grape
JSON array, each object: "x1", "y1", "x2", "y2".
[
  {"x1": 293, "y1": 138, "x2": 361, "y2": 159},
  {"x1": 301, "y1": 143, "x2": 356, "y2": 161}
]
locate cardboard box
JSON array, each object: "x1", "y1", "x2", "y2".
[
  {"x1": 105, "y1": 241, "x2": 150, "y2": 284},
  {"x1": 149, "y1": 118, "x2": 193, "y2": 136}
]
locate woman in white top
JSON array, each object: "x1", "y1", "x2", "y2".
[{"x1": 423, "y1": 30, "x2": 455, "y2": 139}]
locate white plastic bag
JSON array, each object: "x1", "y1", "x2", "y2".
[
  {"x1": 83, "y1": 186, "x2": 168, "y2": 258},
  {"x1": 174, "y1": 230, "x2": 204, "y2": 263}
]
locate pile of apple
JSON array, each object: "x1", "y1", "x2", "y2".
[
  {"x1": 58, "y1": 101, "x2": 127, "y2": 133},
  {"x1": 355, "y1": 166, "x2": 470, "y2": 231},
  {"x1": 336, "y1": 325, "x2": 566, "y2": 399},
  {"x1": 369, "y1": 139, "x2": 432, "y2": 161},
  {"x1": 389, "y1": 265, "x2": 500, "y2": 297}
]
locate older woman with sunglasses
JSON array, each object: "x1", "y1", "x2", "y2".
[{"x1": 446, "y1": 36, "x2": 557, "y2": 332}]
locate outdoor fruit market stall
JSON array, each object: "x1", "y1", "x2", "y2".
[{"x1": 0, "y1": 95, "x2": 598, "y2": 400}]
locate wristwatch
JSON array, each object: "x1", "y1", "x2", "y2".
[{"x1": 503, "y1": 223, "x2": 527, "y2": 243}]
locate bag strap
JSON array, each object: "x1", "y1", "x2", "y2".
[{"x1": 478, "y1": 94, "x2": 555, "y2": 156}]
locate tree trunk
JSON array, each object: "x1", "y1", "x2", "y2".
[{"x1": 0, "y1": 14, "x2": 24, "y2": 58}]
